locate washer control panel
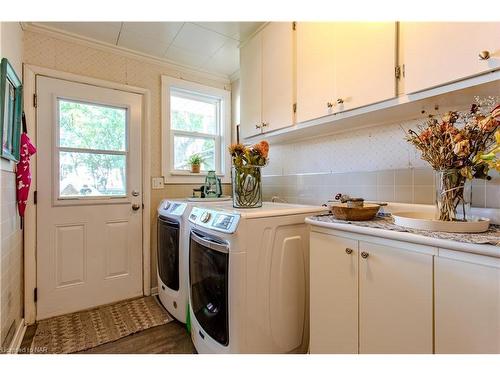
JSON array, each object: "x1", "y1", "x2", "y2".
[
  {"x1": 158, "y1": 200, "x2": 187, "y2": 217},
  {"x1": 189, "y1": 207, "x2": 239, "y2": 233}
]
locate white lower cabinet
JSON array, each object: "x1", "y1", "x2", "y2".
[
  {"x1": 310, "y1": 230, "x2": 434, "y2": 353},
  {"x1": 435, "y1": 250, "x2": 500, "y2": 354}
]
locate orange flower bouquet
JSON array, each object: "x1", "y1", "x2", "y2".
[{"x1": 228, "y1": 140, "x2": 269, "y2": 208}]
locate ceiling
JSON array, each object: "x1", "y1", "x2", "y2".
[{"x1": 32, "y1": 22, "x2": 265, "y2": 77}]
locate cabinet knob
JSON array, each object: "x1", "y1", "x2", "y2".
[
  {"x1": 262, "y1": 122, "x2": 268, "y2": 128},
  {"x1": 255, "y1": 123, "x2": 262, "y2": 129},
  {"x1": 327, "y1": 102, "x2": 334, "y2": 108},
  {"x1": 345, "y1": 248, "x2": 353, "y2": 255},
  {"x1": 478, "y1": 50, "x2": 491, "y2": 60},
  {"x1": 361, "y1": 251, "x2": 369, "y2": 259},
  {"x1": 337, "y1": 98, "x2": 344, "y2": 104}
]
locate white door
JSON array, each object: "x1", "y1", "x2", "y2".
[
  {"x1": 240, "y1": 31, "x2": 263, "y2": 138},
  {"x1": 358, "y1": 241, "x2": 433, "y2": 354},
  {"x1": 296, "y1": 22, "x2": 337, "y2": 123},
  {"x1": 261, "y1": 22, "x2": 294, "y2": 132},
  {"x1": 309, "y1": 232, "x2": 358, "y2": 354},
  {"x1": 36, "y1": 76, "x2": 143, "y2": 320},
  {"x1": 400, "y1": 22, "x2": 500, "y2": 93}
]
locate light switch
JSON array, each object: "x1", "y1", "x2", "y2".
[{"x1": 152, "y1": 177, "x2": 165, "y2": 189}]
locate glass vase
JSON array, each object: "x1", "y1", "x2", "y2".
[
  {"x1": 435, "y1": 169, "x2": 472, "y2": 222},
  {"x1": 231, "y1": 165, "x2": 262, "y2": 208}
]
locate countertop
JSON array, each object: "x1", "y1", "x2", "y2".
[{"x1": 306, "y1": 215, "x2": 500, "y2": 259}]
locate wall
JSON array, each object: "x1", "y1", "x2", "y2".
[
  {"x1": 0, "y1": 22, "x2": 24, "y2": 350},
  {"x1": 261, "y1": 119, "x2": 500, "y2": 209},
  {"x1": 22, "y1": 29, "x2": 232, "y2": 290}
]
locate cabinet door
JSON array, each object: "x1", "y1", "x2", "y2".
[
  {"x1": 401, "y1": 22, "x2": 500, "y2": 93},
  {"x1": 359, "y1": 241, "x2": 433, "y2": 353},
  {"x1": 435, "y1": 254, "x2": 500, "y2": 354},
  {"x1": 296, "y1": 22, "x2": 336, "y2": 123},
  {"x1": 240, "y1": 31, "x2": 262, "y2": 138},
  {"x1": 334, "y1": 22, "x2": 396, "y2": 111},
  {"x1": 261, "y1": 22, "x2": 294, "y2": 133},
  {"x1": 310, "y1": 232, "x2": 358, "y2": 353}
]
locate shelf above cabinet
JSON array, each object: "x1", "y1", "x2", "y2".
[{"x1": 244, "y1": 70, "x2": 500, "y2": 145}]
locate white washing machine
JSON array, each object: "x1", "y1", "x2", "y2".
[
  {"x1": 156, "y1": 198, "x2": 231, "y2": 323},
  {"x1": 187, "y1": 202, "x2": 326, "y2": 353}
]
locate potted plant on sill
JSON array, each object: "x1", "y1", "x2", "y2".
[{"x1": 188, "y1": 154, "x2": 204, "y2": 173}]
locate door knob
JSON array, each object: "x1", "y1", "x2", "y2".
[
  {"x1": 132, "y1": 203, "x2": 141, "y2": 211},
  {"x1": 345, "y1": 248, "x2": 353, "y2": 254},
  {"x1": 478, "y1": 50, "x2": 491, "y2": 60},
  {"x1": 361, "y1": 251, "x2": 369, "y2": 259}
]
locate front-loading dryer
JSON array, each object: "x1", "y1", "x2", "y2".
[{"x1": 156, "y1": 198, "x2": 231, "y2": 323}]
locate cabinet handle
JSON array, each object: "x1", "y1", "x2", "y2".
[
  {"x1": 361, "y1": 251, "x2": 369, "y2": 259},
  {"x1": 262, "y1": 122, "x2": 268, "y2": 128},
  {"x1": 336, "y1": 98, "x2": 344, "y2": 104},
  {"x1": 345, "y1": 248, "x2": 353, "y2": 254},
  {"x1": 255, "y1": 123, "x2": 262, "y2": 129},
  {"x1": 478, "y1": 50, "x2": 491, "y2": 60},
  {"x1": 327, "y1": 102, "x2": 334, "y2": 108}
]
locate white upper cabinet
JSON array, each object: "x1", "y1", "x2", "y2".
[
  {"x1": 400, "y1": 22, "x2": 500, "y2": 93},
  {"x1": 334, "y1": 22, "x2": 397, "y2": 112},
  {"x1": 296, "y1": 22, "x2": 397, "y2": 122},
  {"x1": 296, "y1": 22, "x2": 337, "y2": 123},
  {"x1": 240, "y1": 31, "x2": 263, "y2": 138},
  {"x1": 261, "y1": 22, "x2": 294, "y2": 133},
  {"x1": 239, "y1": 22, "x2": 294, "y2": 139}
]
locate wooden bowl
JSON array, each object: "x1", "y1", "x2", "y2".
[{"x1": 330, "y1": 203, "x2": 380, "y2": 221}]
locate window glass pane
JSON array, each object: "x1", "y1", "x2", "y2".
[
  {"x1": 171, "y1": 91, "x2": 217, "y2": 135},
  {"x1": 59, "y1": 99, "x2": 127, "y2": 151},
  {"x1": 173, "y1": 136, "x2": 215, "y2": 171},
  {"x1": 59, "y1": 151, "x2": 126, "y2": 197}
]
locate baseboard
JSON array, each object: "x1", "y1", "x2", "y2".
[
  {"x1": 7, "y1": 319, "x2": 26, "y2": 354},
  {"x1": 150, "y1": 286, "x2": 158, "y2": 296}
]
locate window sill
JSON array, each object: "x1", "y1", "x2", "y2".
[{"x1": 164, "y1": 171, "x2": 230, "y2": 184}]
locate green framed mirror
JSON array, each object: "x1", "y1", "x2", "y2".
[{"x1": 0, "y1": 57, "x2": 23, "y2": 162}]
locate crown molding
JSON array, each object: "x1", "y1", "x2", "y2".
[
  {"x1": 23, "y1": 22, "x2": 231, "y2": 85},
  {"x1": 229, "y1": 69, "x2": 240, "y2": 82}
]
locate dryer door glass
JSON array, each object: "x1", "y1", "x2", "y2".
[
  {"x1": 190, "y1": 232, "x2": 229, "y2": 346},
  {"x1": 157, "y1": 216, "x2": 180, "y2": 291}
]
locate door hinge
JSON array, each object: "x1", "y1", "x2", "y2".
[
  {"x1": 293, "y1": 103, "x2": 297, "y2": 113},
  {"x1": 292, "y1": 22, "x2": 296, "y2": 31},
  {"x1": 395, "y1": 65, "x2": 402, "y2": 80},
  {"x1": 34, "y1": 288, "x2": 38, "y2": 302},
  {"x1": 34, "y1": 190, "x2": 37, "y2": 204},
  {"x1": 33, "y1": 93, "x2": 37, "y2": 108}
]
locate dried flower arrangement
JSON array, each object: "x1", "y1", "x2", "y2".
[
  {"x1": 228, "y1": 140, "x2": 270, "y2": 208},
  {"x1": 406, "y1": 97, "x2": 500, "y2": 221}
]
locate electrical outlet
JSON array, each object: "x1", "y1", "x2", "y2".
[{"x1": 152, "y1": 177, "x2": 165, "y2": 189}]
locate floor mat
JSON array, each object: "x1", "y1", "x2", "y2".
[{"x1": 30, "y1": 296, "x2": 173, "y2": 354}]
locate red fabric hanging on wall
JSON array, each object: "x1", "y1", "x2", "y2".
[{"x1": 16, "y1": 132, "x2": 37, "y2": 217}]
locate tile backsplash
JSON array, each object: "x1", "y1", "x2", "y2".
[
  {"x1": 261, "y1": 118, "x2": 500, "y2": 209},
  {"x1": 263, "y1": 168, "x2": 500, "y2": 208}
]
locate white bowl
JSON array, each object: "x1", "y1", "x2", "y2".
[{"x1": 392, "y1": 211, "x2": 490, "y2": 233}]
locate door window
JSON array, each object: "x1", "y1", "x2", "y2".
[{"x1": 57, "y1": 99, "x2": 128, "y2": 198}]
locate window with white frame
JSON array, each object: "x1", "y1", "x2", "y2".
[{"x1": 162, "y1": 76, "x2": 231, "y2": 183}]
